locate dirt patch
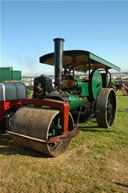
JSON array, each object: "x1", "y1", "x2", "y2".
[{"x1": 107, "y1": 159, "x2": 128, "y2": 192}]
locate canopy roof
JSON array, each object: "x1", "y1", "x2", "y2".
[{"x1": 40, "y1": 50, "x2": 120, "y2": 72}]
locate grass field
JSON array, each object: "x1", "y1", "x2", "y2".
[{"x1": 0, "y1": 91, "x2": 128, "y2": 193}]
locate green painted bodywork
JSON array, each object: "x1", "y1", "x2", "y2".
[
  {"x1": 76, "y1": 80, "x2": 89, "y2": 97},
  {"x1": 65, "y1": 80, "x2": 89, "y2": 111},
  {"x1": 66, "y1": 71, "x2": 102, "y2": 110},
  {"x1": 89, "y1": 52, "x2": 120, "y2": 72},
  {"x1": 91, "y1": 70, "x2": 102, "y2": 99},
  {"x1": 48, "y1": 117, "x2": 62, "y2": 137},
  {"x1": 68, "y1": 94, "x2": 87, "y2": 111}
]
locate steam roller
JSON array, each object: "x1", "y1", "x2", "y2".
[
  {"x1": 6, "y1": 38, "x2": 120, "y2": 156},
  {"x1": 10, "y1": 106, "x2": 74, "y2": 156}
]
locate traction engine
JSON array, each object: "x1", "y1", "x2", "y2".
[{"x1": 1, "y1": 38, "x2": 120, "y2": 156}]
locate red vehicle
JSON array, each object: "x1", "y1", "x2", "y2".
[{"x1": 0, "y1": 82, "x2": 26, "y2": 128}]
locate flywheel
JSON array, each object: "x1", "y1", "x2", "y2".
[
  {"x1": 96, "y1": 88, "x2": 116, "y2": 128},
  {"x1": 9, "y1": 106, "x2": 74, "y2": 156},
  {"x1": 89, "y1": 70, "x2": 103, "y2": 100}
]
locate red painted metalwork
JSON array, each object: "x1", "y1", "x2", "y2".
[
  {"x1": 8, "y1": 127, "x2": 79, "y2": 144},
  {"x1": 0, "y1": 100, "x2": 22, "y2": 120},
  {"x1": 0, "y1": 98, "x2": 70, "y2": 133},
  {"x1": 48, "y1": 127, "x2": 79, "y2": 143},
  {"x1": 20, "y1": 98, "x2": 70, "y2": 133}
]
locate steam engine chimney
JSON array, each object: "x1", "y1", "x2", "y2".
[{"x1": 53, "y1": 38, "x2": 64, "y2": 91}]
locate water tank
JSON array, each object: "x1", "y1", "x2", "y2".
[{"x1": 0, "y1": 83, "x2": 27, "y2": 101}]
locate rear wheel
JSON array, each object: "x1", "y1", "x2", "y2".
[{"x1": 96, "y1": 88, "x2": 116, "y2": 128}]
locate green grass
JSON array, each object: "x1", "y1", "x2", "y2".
[{"x1": 0, "y1": 91, "x2": 128, "y2": 193}]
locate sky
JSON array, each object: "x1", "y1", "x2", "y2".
[{"x1": 1, "y1": 0, "x2": 128, "y2": 76}]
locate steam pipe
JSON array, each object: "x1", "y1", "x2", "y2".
[{"x1": 53, "y1": 38, "x2": 64, "y2": 91}]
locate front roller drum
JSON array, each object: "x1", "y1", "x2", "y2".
[
  {"x1": 9, "y1": 106, "x2": 74, "y2": 156},
  {"x1": 96, "y1": 88, "x2": 116, "y2": 128}
]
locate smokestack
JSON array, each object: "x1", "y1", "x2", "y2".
[{"x1": 53, "y1": 38, "x2": 64, "y2": 91}]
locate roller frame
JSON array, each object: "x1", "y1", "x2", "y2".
[
  {"x1": 8, "y1": 127, "x2": 79, "y2": 144},
  {"x1": 0, "y1": 98, "x2": 70, "y2": 134},
  {"x1": 20, "y1": 98, "x2": 70, "y2": 133},
  {"x1": 7, "y1": 98, "x2": 79, "y2": 144}
]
